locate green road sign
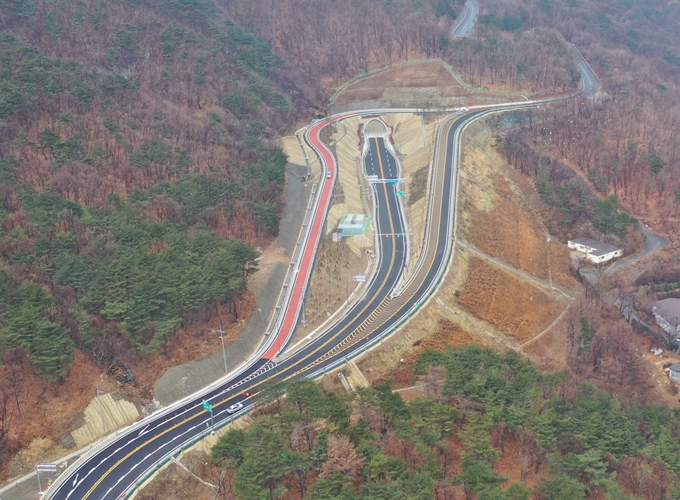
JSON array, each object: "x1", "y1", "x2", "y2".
[
  {"x1": 202, "y1": 400, "x2": 212, "y2": 412},
  {"x1": 397, "y1": 190, "x2": 405, "y2": 197}
]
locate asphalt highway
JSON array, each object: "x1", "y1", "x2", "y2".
[
  {"x1": 44, "y1": 45, "x2": 602, "y2": 500},
  {"x1": 46, "y1": 133, "x2": 410, "y2": 500}
]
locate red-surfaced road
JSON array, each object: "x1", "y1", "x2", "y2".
[{"x1": 262, "y1": 113, "x2": 353, "y2": 360}]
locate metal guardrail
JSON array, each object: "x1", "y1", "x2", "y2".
[
  {"x1": 121, "y1": 403, "x2": 255, "y2": 499},
  {"x1": 258, "y1": 127, "x2": 324, "y2": 350},
  {"x1": 263, "y1": 181, "x2": 319, "y2": 342},
  {"x1": 263, "y1": 123, "x2": 338, "y2": 358},
  {"x1": 304, "y1": 110, "x2": 485, "y2": 379},
  {"x1": 40, "y1": 45, "x2": 600, "y2": 497},
  {"x1": 42, "y1": 132, "x2": 330, "y2": 500}
]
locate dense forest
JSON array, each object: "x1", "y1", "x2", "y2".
[
  {"x1": 482, "y1": 0, "x2": 680, "y2": 238},
  {"x1": 0, "y1": 0, "x2": 471, "y2": 475},
  {"x1": 1, "y1": 0, "x2": 679, "y2": 491},
  {"x1": 201, "y1": 345, "x2": 680, "y2": 500},
  {"x1": 0, "y1": 0, "x2": 300, "y2": 387},
  {"x1": 223, "y1": 0, "x2": 581, "y2": 97},
  {"x1": 223, "y1": 0, "x2": 460, "y2": 87}
]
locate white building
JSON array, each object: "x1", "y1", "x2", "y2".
[
  {"x1": 665, "y1": 362, "x2": 680, "y2": 384},
  {"x1": 653, "y1": 298, "x2": 680, "y2": 338},
  {"x1": 567, "y1": 237, "x2": 623, "y2": 263}
]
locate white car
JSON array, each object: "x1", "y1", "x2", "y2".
[
  {"x1": 226, "y1": 402, "x2": 243, "y2": 414},
  {"x1": 326, "y1": 171, "x2": 332, "y2": 179}
]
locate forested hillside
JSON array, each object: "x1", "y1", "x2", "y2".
[
  {"x1": 0, "y1": 0, "x2": 466, "y2": 383},
  {"x1": 0, "y1": 0, "x2": 581, "y2": 405},
  {"x1": 484, "y1": 0, "x2": 680, "y2": 237},
  {"x1": 199, "y1": 346, "x2": 680, "y2": 500},
  {"x1": 0, "y1": 0, "x2": 300, "y2": 385},
  {"x1": 223, "y1": 0, "x2": 459, "y2": 87},
  {"x1": 223, "y1": 0, "x2": 579, "y2": 97},
  {"x1": 0, "y1": 0, "x2": 470, "y2": 477},
  {"x1": 3, "y1": 0, "x2": 677, "y2": 489}
]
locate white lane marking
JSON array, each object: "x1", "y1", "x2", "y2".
[
  {"x1": 101, "y1": 418, "x2": 213, "y2": 499},
  {"x1": 67, "y1": 363, "x2": 282, "y2": 496}
]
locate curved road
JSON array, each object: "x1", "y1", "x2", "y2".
[
  {"x1": 452, "y1": 0, "x2": 480, "y2": 37},
  {"x1": 603, "y1": 225, "x2": 667, "y2": 277},
  {"x1": 45, "y1": 124, "x2": 411, "y2": 500},
  {"x1": 45, "y1": 109, "x2": 484, "y2": 500},
  {"x1": 44, "y1": 46, "x2": 602, "y2": 500}
]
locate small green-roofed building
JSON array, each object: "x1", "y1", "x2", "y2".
[{"x1": 338, "y1": 213, "x2": 370, "y2": 236}]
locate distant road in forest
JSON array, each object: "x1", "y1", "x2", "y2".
[
  {"x1": 452, "y1": 0, "x2": 479, "y2": 37},
  {"x1": 603, "y1": 225, "x2": 667, "y2": 277},
  {"x1": 37, "y1": 12, "x2": 612, "y2": 500}
]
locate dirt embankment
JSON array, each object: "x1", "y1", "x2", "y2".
[
  {"x1": 356, "y1": 118, "x2": 579, "y2": 384},
  {"x1": 291, "y1": 237, "x2": 369, "y2": 344},
  {"x1": 130, "y1": 60, "x2": 581, "y2": 499},
  {"x1": 332, "y1": 61, "x2": 471, "y2": 107},
  {"x1": 330, "y1": 60, "x2": 528, "y2": 114},
  {"x1": 457, "y1": 256, "x2": 567, "y2": 343}
]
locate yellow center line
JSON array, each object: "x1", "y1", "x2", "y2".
[
  {"x1": 291, "y1": 137, "x2": 399, "y2": 375},
  {"x1": 296, "y1": 117, "x2": 463, "y2": 364},
  {"x1": 84, "y1": 134, "x2": 403, "y2": 499}
]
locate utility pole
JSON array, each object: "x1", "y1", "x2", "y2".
[
  {"x1": 546, "y1": 234, "x2": 553, "y2": 290},
  {"x1": 210, "y1": 318, "x2": 228, "y2": 376}
]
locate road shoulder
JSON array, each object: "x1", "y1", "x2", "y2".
[{"x1": 153, "y1": 163, "x2": 313, "y2": 406}]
